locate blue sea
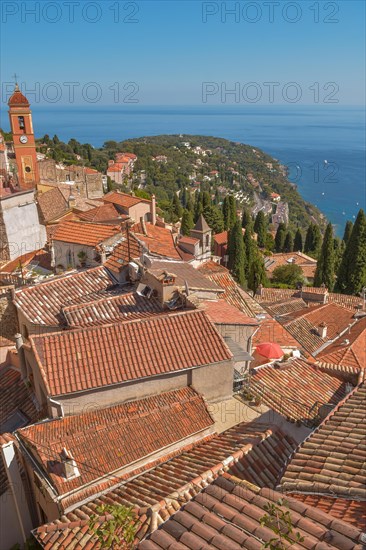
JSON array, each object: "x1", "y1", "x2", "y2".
[{"x1": 2, "y1": 104, "x2": 365, "y2": 236}]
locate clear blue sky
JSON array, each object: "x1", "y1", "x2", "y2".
[{"x1": 0, "y1": 0, "x2": 365, "y2": 105}]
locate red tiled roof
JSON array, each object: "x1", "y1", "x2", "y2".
[
  {"x1": 178, "y1": 236, "x2": 199, "y2": 245},
  {"x1": 52, "y1": 220, "x2": 121, "y2": 246},
  {"x1": 213, "y1": 230, "x2": 229, "y2": 245},
  {"x1": 256, "y1": 287, "x2": 363, "y2": 310},
  {"x1": 250, "y1": 358, "x2": 349, "y2": 424},
  {"x1": 148, "y1": 260, "x2": 220, "y2": 292},
  {"x1": 104, "y1": 232, "x2": 142, "y2": 272},
  {"x1": 14, "y1": 266, "x2": 121, "y2": 327},
  {"x1": 282, "y1": 303, "x2": 356, "y2": 355},
  {"x1": 32, "y1": 423, "x2": 297, "y2": 548},
  {"x1": 201, "y1": 300, "x2": 258, "y2": 325},
  {"x1": 0, "y1": 366, "x2": 41, "y2": 431},
  {"x1": 103, "y1": 191, "x2": 150, "y2": 209},
  {"x1": 30, "y1": 310, "x2": 232, "y2": 396},
  {"x1": 281, "y1": 382, "x2": 366, "y2": 499},
  {"x1": 289, "y1": 494, "x2": 366, "y2": 529},
  {"x1": 0, "y1": 248, "x2": 51, "y2": 275},
  {"x1": 18, "y1": 388, "x2": 214, "y2": 500},
  {"x1": 264, "y1": 297, "x2": 308, "y2": 317},
  {"x1": 265, "y1": 252, "x2": 317, "y2": 279},
  {"x1": 37, "y1": 187, "x2": 70, "y2": 223},
  {"x1": 8, "y1": 87, "x2": 30, "y2": 106},
  {"x1": 253, "y1": 316, "x2": 301, "y2": 349},
  {"x1": 197, "y1": 262, "x2": 265, "y2": 317},
  {"x1": 138, "y1": 474, "x2": 365, "y2": 549},
  {"x1": 63, "y1": 292, "x2": 164, "y2": 328},
  {"x1": 132, "y1": 222, "x2": 181, "y2": 259},
  {"x1": 76, "y1": 203, "x2": 121, "y2": 223},
  {"x1": 316, "y1": 316, "x2": 366, "y2": 372}
]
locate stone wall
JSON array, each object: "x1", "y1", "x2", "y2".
[{"x1": 0, "y1": 286, "x2": 18, "y2": 341}]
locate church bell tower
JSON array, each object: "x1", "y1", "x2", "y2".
[{"x1": 8, "y1": 84, "x2": 39, "y2": 190}]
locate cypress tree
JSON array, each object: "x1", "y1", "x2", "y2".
[
  {"x1": 241, "y1": 207, "x2": 252, "y2": 229},
  {"x1": 180, "y1": 209, "x2": 194, "y2": 236},
  {"x1": 304, "y1": 224, "x2": 314, "y2": 253},
  {"x1": 203, "y1": 205, "x2": 224, "y2": 235},
  {"x1": 314, "y1": 222, "x2": 335, "y2": 290},
  {"x1": 294, "y1": 228, "x2": 303, "y2": 252},
  {"x1": 201, "y1": 190, "x2": 211, "y2": 210},
  {"x1": 248, "y1": 249, "x2": 268, "y2": 294},
  {"x1": 186, "y1": 192, "x2": 194, "y2": 213},
  {"x1": 283, "y1": 231, "x2": 294, "y2": 253},
  {"x1": 172, "y1": 193, "x2": 183, "y2": 219},
  {"x1": 312, "y1": 224, "x2": 322, "y2": 258},
  {"x1": 229, "y1": 195, "x2": 237, "y2": 229},
  {"x1": 336, "y1": 209, "x2": 366, "y2": 295},
  {"x1": 228, "y1": 219, "x2": 246, "y2": 286},
  {"x1": 244, "y1": 221, "x2": 255, "y2": 279},
  {"x1": 254, "y1": 211, "x2": 267, "y2": 248},
  {"x1": 343, "y1": 220, "x2": 353, "y2": 245},
  {"x1": 223, "y1": 196, "x2": 232, "y2": 230},
  {"x1": 181, "y1": 188, "x2": 188, "y2": 208},
  {"x1": 275, "y1": 223, "x2": 287, "y2": 252}
]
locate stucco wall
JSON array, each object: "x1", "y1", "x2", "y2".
[
  {"x1": 191, "y1": 361, "x2": 233, "y2": 403},
  {"x1": 0, "y1": 286, "x2": 18, "y2": 341},
  {"x1": 0, "y1": 190, "x2": 46, "y2": 260},
  {"x1": 0, "y1": 490, "x2": 24, "y2": 550}
]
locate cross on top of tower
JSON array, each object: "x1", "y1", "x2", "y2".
[{"x1": 12, "y1": 74, "x2": 19, "y2": 90}]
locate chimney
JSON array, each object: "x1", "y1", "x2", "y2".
[
  {"x1": 15, "y1": 333, "x2": 23, "y2": 351},
  {"x1": 50, "y1": 240, "x2": 56, "y2": 268},
  {"x1": 151, "y1": 194, "x2": 156, "y2": 225},
  {"x1": 140, "y1": 216, "x2": 147, "y2": 236},
  {"x1": 68, "y1": 193, "x2": 76, "y2": 209},
  {"x1": 60, "y1": 448, "x2": 80, "y2": 479},
  {"x1": 108, "y1": 160, "x2": 115, "y2": 166},
  {"x1": 317, "y1": 322, "x2": 327, "y2": 339},
  {"x1": 100, "y1": 245, "x2": 107, "y2": 264}
]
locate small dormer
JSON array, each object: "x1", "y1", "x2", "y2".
[{"x1": 60, "y1": 448, "x2": 80, "y2": 480}]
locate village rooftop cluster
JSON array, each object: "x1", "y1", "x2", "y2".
[{"x1": 0, "y1": 85, "x2": 365, "y2": 549}]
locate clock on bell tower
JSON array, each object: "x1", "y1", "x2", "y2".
[{"x1": 8, "y1": 83, "x2": 39, "y2": 190}]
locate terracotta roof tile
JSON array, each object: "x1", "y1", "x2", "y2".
[
  {"x1": 289, "y1": 494, "x2": 366, "y2": 529},
  {"x1": 201, "y1": 300, "x2": 258, "y2": 325},
  {"x1": 52, "y1": 220, "x2": 121, "y2": 246},
  {"x1": 281, "y1": 383, "x2": 366, "y2": 500},
  {"x1": 103, "y1": 191, "x2": 150, "y2": 209},
  {"x1": 197, "y1": 263, "x2": 265, "y2": 317},
  {"x1": 263, "y1": 298, "x2": 308, "y2": 317},
  {"x1": 256, "y1": 287, "x2": 364, "y2": 310},
  {"x1": 253, "y1": 316, "x2": 301, "y2": 349},
  {"x1": 148, "y1": 260, "x2": 221, "y2": 292},
  {"x1": 139, "y1": 474, "x2": 365, "y2": 549},
  {"x1": 63, "y1": 292, "x2": 164, "y2": 328},
  {"x1": 76, "y1": 203, "x2": 122, "y2": 223},
  {"x1": 316, "y1": 316, "x2": 366, "y2": 372},
  {"x1": 249, "y1": 358, "x2": 350, "y2": 424},
  {"x1": 281, "y1": 303, "x2": 356, "y2": 355},
  {"x1": 30, "y1": 310, "x2": 232, "y2": 396},
  {"x1": 14, "y1": 266, "x2": 123, "y2": 327},
  {"x1": 32, "y1": 423, "x2": 297, "y2": 548},
  {"x1": 104, "y1": 231, "x2": 142, "y2": 272},
  {"x1": 265, "y1": 252, "x2": 317, "y2": 279},
  {"x1": 19, "y1": 387, "x2": 214, "y2": 502},
  {"x1": 37, "y1": 188, "x2": 70, "y2": 223},
  {"x1": 132, "y1": 223, "x2": 181, "y2": 260}
]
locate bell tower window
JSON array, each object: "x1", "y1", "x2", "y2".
[{"x1": 18, "y1": 116, "x2": 25, "y2": 130}]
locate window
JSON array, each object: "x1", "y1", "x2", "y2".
[
  {"x1": 25, "y1": 166, "x2": 31, "y2": 173},
  {"x1": 18, "y1": 116, "x2": 25, "y2": 130}
]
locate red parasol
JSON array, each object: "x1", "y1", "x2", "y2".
[{"x1": 256, "y1": 342, "x2": 284, "y2": 359}]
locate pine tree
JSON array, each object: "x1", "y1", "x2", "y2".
[
  {"x1": 254, "y1": 211, "x2": 267, "y2": 248},
  {"x1": 241, "y1": 207, "x2": 252, "y2": 229},
  {"x1": 294, "y1": 228, "x2": 303, "y2": 252},
  {"x1": 275, "y1": 223, "x2": 287, "y2": 253},
  {"x1": 228, "y1": 219, "x2": 246, "y2": 286},
  {"x1": 314, "y1": 222, "x2": 335, "y2": 290},
  {"x1": 336, "y1": 209, "x2": 366, "y2": 295},
  {"x1": 343, "y1": 220, "x2": 353, "y2": 245},
  {"x1": 283, "y1": 232, "x2": 294, "y2": 253},
  {"x1": 181, "y1": 209, "x2": 194, "y2": 236}
]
